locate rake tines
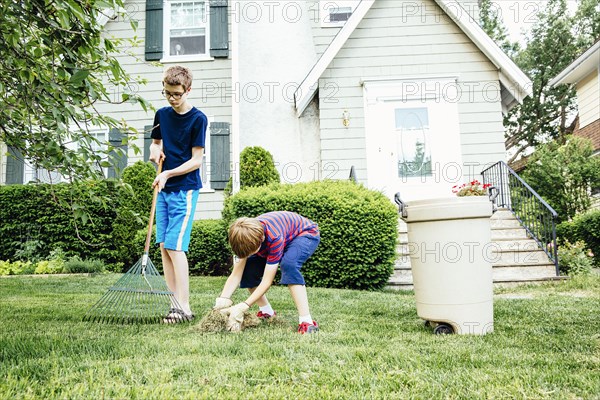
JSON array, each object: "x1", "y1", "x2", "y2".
[{"x1": 84, "y1": 255, "x2": 181, "y2": 324}]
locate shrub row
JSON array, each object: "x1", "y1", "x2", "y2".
[
  {"x1": 222, "y1": 180, "x2": 399, "y2": 290},
  {"x1": 0, "y1": 257, "x2": 106, "y2": 276}
]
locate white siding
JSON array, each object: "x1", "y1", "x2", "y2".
[
  {"x1": 318, "y1": 0, "x2": 504, "y2": 184},
  {"x1": 577, "y1": 70, "x2": 600, "y2": 128},
  {"x1": 100, "y1": 0, "x2": 231, "y2": 220}
]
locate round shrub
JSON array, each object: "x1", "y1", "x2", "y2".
[
  {"x1": 135, "y1": 219, "x2": 232, "y2": 275},
  {"x1": 222, "y1": 181, "x2": 399, "y2": 290},
  {"x1": 558, "y1": 209, "x2": 600, "y2": 267},
  {"x1": 240, "y1": 146, "x2": 280, "y2": 188}
]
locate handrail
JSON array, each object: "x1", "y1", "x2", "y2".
[{"x1": 481, "y1": 161, "x2": 559, "y2": 275}]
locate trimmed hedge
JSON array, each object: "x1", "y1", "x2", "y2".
[
  {"x1": 0, "y1": 181, "x2": 122, "y2": 269},
  {"x1": 222, "y1": 181, "x2": 399, "y2": 290},
  {"x1": 557, "y1": 208, "x2": 600, "y2": 267},
  {"x1": 135, "y1": 219, "x2": 232, "y2": 276}
]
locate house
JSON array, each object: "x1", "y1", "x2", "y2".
[
  {"x1": 1, "y1": 0, "x2": 533, "y2": 218},
  {"x1": 549, "y1": 40, "x2": 600, "y2": 158}
]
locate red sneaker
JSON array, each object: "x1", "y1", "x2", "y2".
[
  {"x1": 256, "y1": 311, "x2": 276, "y2": 320},
  {"x1": 298, "y1": 321, "x2": 319, "y2": 334}
]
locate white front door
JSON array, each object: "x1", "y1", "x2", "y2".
[{"x1": 364, "y1": 79, "x2": 463, "y2": 201}]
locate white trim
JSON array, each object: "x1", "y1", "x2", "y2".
[
  {"x1": 549, "y1": 41, "x2": 600, "y2": 87},
  {"x1": 176, "y1": 190, "x2": 194, "y2": 251},
  {"x1": 433, "y1": 0, "x2": 532, "y2": 106},
  {"x1": 294, "y1": 0, "x2": 375, "y2": 117},
  {"x1": 294, "y1": 0, "x2": 532, "y2": 116},
  {"x1": 162, "y1": 0, "x2": 210, "y2": 62},
  {"x1": 231, "y1": 0, "x2": 241, "y2": 194}
]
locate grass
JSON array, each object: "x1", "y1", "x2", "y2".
[{"x1": 0, "y1": 274, "x2": 599, "y2": 399}]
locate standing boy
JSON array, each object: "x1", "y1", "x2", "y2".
[
  {"x1": 149, "y1": 65, "x2": 207, "y2": 323},
  {"x1": 215, "y1": 211, "x2": 321, "y2": 334}
]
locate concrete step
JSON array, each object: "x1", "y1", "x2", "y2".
[
  {"x1": 491, "y1": 209, "x2": 514, "y2": 219},
  {"x1": 490, "y1": 218, "x2": 522, "y2": 229},
  {"x1": 389, "y1": 268, "x2": 413, "y2": 284},
  {"x1": 394, "y1": 256, "x2": 411, "y2": 269},
  {"x1": 492, "y1": 249, "x2": 554, "y2": 266},
  {"x1": 397, "y1": 233, "x2": 408, "y2": 243},
  {"x1": 491, "y1": 238, "x2": 539, "y2": 251},
  {"x1": 493, "y1": 264, "x2": 557, "y2": 281},
  {"x1": 491, "y1": 227, "x2": 529, "y2": 240},
  {"x1": 494, "y1": 276, "x2": 567, "y2": 288}
]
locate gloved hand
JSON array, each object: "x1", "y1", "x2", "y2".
[
  {"x1": 213, "y1": 297, "x2": 233, "y2": 310},
  {"x1": 220, "y1": 302, "x2": 250, "y2": 332}
]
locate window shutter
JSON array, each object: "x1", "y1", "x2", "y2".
[
  {"x1": 209, "y1": 0, "x2": 229, "y2": 58},
  {"x1": 108, "y1": 128, "x2": 128, "y2": 179},
  {"x1": 144, "y1": 125, "x2": 153, "y2": 162},
  {"x1": 210, "y1": 122, "x2": 230, "y2": 189},
  {"x1": 5, "y1": 146, "x2": 24, "y2": 184},
  {"x1": 145, "y1": 0, "x2": 163, "y2": 61}
]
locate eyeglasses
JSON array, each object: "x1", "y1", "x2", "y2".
[{"x1": 161, "y1": 90, "x2": 186, "y2": 100}]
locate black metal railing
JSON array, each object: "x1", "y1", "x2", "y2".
[{"x1": 481, "y1": 161, "x2": 559, "y2": 275}]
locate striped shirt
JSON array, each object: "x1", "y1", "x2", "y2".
[{"x1": 256, "y1": 211, "x2": 320, "y2": 265}]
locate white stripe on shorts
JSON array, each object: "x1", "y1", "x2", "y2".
[{"x1": 176, "y1": 190, "x2": 193, "y2": 251}]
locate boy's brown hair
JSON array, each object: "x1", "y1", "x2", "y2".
[
  {"x1": 162, "y1": 65, "x2": 193, "y2": 91},
  {"x1": 228, "y1": 217, "x2": 264, "y2": 258}
]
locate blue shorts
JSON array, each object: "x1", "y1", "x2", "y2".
[
  {"x1": 155, "y1": 189, "x2": 199, "y2": 252},
  {"x1": 240, "y1": 235, "x2": 320, "y2": 287}
]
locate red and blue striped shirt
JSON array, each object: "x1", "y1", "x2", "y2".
[{"x1": 256, "y1": 211, "x2": 320, "y2": 265}]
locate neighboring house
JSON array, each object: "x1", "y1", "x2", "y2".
[
  {"x1": 1, "y1": 0, "x2": 532, "y2": 218},
  {"x1": 550, "y1": 40, "x2": 600, "y2": 158}
]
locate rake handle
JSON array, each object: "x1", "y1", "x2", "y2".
[{"x1": 144, "y1": 159, "x2": 163, "y2": 255}]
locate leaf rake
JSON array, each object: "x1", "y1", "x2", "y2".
[{"x1": 84, "y1": 160, "x2": 183, "y2": 324}]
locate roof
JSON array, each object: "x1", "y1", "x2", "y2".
[
  {"x1": 549, "y1": 40, "x2": 600, "y2": 87},
  {"x1": 294, "y1": 0, "x2": 533, "y2": 116}
]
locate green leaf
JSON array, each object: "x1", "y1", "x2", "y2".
[{"x1": 69, "y1": 69, "x2": 90, "y2": 84}]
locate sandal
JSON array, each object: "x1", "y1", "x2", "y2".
[{"x1": 163, "y1": 308, "x2": 195, "y2": 324}]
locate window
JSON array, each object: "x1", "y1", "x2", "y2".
[
  {"x1": 395, "y1": 108, "x2": 432, "y2": 178},
  {"x1": 163, "y1": 0, "x2": 210, "y2": 61},
  {"x1": 320, "y1": 0, "x2": 356, "y2": 27}
]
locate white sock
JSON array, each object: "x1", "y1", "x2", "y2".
[
  {"x1": 299, "y1": 314, "x2": 313, "y2": 324},
  {"x1": 259, "y1": 304, "x2": 275, "y2": 316}
]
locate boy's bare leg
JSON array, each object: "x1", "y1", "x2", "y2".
[
  {"x1": 248, "y1": 287, "x2": 269, "y2": 307},
  {"x1": 288, "y1": 284, "x2": 310, "y2": 317},
  {"x1": 166, "y1": 249, "x2": 192, "y2": 315},
  {"x1": 160, "y1": 244, "x2": 177, "y2": 300}
]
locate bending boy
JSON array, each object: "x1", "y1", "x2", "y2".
[
  {"x1": 216, "y1": 211, "x2": 321, "y2": 334},
  {"x1": 149, "y1": 65, "x2": 207, "y2": 323}
]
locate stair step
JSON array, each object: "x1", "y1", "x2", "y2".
[
  {"x1": 389, "y1": 268, "x2": 413, "y2": 284},
  {"x1": 490, "y1": 219, "x2": 522, "y2": 228},
  {"x1": 394, "y1": 257, "x2": 411, "y2": 269},
  {"x1": 491, "y1": 209, "x2": 514, "y2": 219},
  {"x1": 491, "y1": 250, "x2": 553, "y2": 266},
  {"x1": 491, "y1": 239, "x2": 539, "y2": 251},
  {"x1": 494, "y1": 276, "x2": 567, "y2": 288},
  {"x1": 491, "y1": 228, "x2": 529, "y2": 240},
  {"x1": 493, "y1": 264, "x2": 557, "y2": 281}
]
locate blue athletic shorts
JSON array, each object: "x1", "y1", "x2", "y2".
[
  {"x1": 155, "y1": 189, "x2": 199, "y2": 252},
  {"x1": 240, "y1": 235, "x2": 320, "y2": 287}
]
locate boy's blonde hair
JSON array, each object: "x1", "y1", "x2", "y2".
[
  {"x1": 162, "y1": 65, "x2": 193, "y2": 91},
  {"x1": 228, "y1": 217, "x2": 264, "y2": 258}
]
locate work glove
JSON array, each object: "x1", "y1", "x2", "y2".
[
  {"x1": 220, "y1": 302, "x2": 250, "y2": 332},
  {"x1": 213, "y1": 297, "x2": 233, "y2": 310}
]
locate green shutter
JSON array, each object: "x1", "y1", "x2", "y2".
[
  {"x1": 210, "y1": 0, "x2": 229, "y2": 58},
  {"x1": 210, "y1": 122, "x2": 230, "y2": 189},
  {"x1": 144, "y1": 125, "x2": 153, "y2": 162},
  {"x1": 108, "y1": 128, "x2": 128, "y2": 179},
  {"x1": 5, "y1": 146, "x2": 24, "y2": 184},
  {"x1": 145, "y1": 0, "x2": 163, "y2": 61}
]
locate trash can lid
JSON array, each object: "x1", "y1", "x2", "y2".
[{"x1": 403, "y1": 196, "x2": 493, "y2": 223}]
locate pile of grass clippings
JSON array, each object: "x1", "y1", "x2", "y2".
[{"x1": 194, "y1": 310, "x2": 261, "y2": 333}]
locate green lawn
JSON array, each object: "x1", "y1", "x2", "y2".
[{"x1": 1, "y1": 274, "x2": 599, "y2": 399}]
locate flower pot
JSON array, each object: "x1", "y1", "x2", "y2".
[{"x1": 401, "y1": 196, "x2": 494, "y2": 335}]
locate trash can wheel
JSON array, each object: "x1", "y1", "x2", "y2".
[
  {"x1": 433, "y1": 323, "x2": 454, "y2": 335},
  {"x1": 424, "y1": 320, "x2": 431, "y2": 328}
]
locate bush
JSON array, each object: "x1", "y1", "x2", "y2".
[
  {"x1": 240, "y1": 146, "x2": 280, "y2": 188},
  {"x1": 0, "y1": 181, "x2": 123, "y2": 269},
  {"x1": 34, "y1": 259, "x2": 65, "y2": 274},
  {"x1": 0, "y1": 260, "x2": 35, "y2": 275},
  {"x1": 557, "y1": 209, "x2": 600, "y2": 267},
  {"x1": 557, "y1": 240, "x2": 594, "y2": 275},
  {"x1": 63, "y1": 256, "x2": 106, "y2": 274},
  {"x1": 222, "y1": 181, "x2": 398, "y2": 290},
  {"x1": 134, "y1": 219, "x2": 232, "y2": 276}
]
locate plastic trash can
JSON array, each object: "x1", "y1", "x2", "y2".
[{"x1": 396, "y1": 194, "x2": 495, "y2": 335}]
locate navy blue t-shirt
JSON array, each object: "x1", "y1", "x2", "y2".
[{"x1": 151, "y1": 106, "x2": 207, "y2": 192}]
